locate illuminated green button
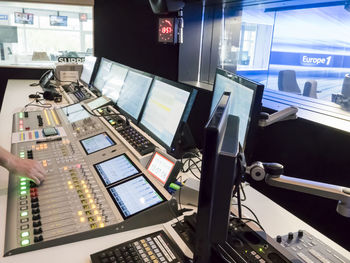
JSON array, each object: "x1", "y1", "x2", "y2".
[
  {"x1": 19, "y1": 112, "x2": 23, "y2": 119},
  {"x1": 20, "y1": 182, "x2": 26, "y2": 186},
  {"x1": 20, "y1": 211, "x2": 28, "y2": 217},
  {"x1": 19, "y1": 128, "x2": 23, "y2": 132},
  {"x1": 21, "y1": 239, "x2": 30, "y2": 246},
  {"x1": 21, "y1": 231, "x2": 29, "y2": 238},
  {"x1": 20, "y1": 186, "x2": 27, "y2": 190},
  {"x1": 20, "y1": 191, "x2": 27, "y2": 195},
  {"x1": 20, "y1": 177, "x2": 27, "y2": 182}
]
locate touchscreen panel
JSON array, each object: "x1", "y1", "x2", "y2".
[
  {"x1": 147, "y1": 152, "x2": 175, "y2": 184},
  {"x1": 80, "y1": 133, "x2": 115, "y2": 154},
  {"x1": 62, "y1": 104, "x2": 90, "y2": 123},
  {"x1": 94, "y1": 154, "x2": 140, "y2": 186},
  {"x1": 108, "y1": 175, "x2": 165, "y2": 218}
]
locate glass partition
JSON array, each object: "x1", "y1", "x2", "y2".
[{"x1": 0, "y1": 1, "x2": 93, "y2": 68}]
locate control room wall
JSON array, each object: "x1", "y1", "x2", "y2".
[{"x1": 93, "y1": 0, "x2": 179, "y2": 81}]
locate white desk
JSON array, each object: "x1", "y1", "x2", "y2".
[{"x1": 0, "y1": 80, "x2": 349, "y2": 262}]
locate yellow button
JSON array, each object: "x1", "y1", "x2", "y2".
[{"x1": 150, "y1": 255, "x2": 156, "y2": 260}]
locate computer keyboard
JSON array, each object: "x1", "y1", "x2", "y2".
[
  {"x1": 117, "y1": 125, "x2": 156, "y2": 156},
  {"x1": 90, "y1": 230, "x2": 186, "y2": 263}
]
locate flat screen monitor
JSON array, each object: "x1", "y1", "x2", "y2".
[
  {"x1": 94, "y1": 154, "x2": 140, "y2": 187},
  {"x1": 195, "y1": 92, "x2": 240, "y2": 262},
  {"x1": 101, "y1": 62, "x2": 128, "y2": 103},
  {"x1": 116, "y1": 69, "x2": 153, "y2": 122},
  {"x1": 50, "y1": 15, "x2": 68, "y2": 26},
  {"x1": 107, "y1": 175, "x2": 165, "y2": 219},
  {"x1": 80, "y1": 56, "x2": 97, "y2": 86},
  {"x1": 93, "y1": 58, "x2": 113, "y2": 92},
  {"x1": 139, "y1": 77, "x2": 197, "y2": 150},
  {"x1": 210, "y1": 68, "x2": 264, "y2": 150},
  {"x1": 0, "y1": 26, "x2": 18, "y2": 43},
  {"x1": 14, "y1": 12, "x2": 33, "y2": 25},
  {"x1": 61, "y1": 103, "x2": 90, "y2": 123},
  {"x1": 80, "y1": 132, "x2": 115, "y2": 155}
]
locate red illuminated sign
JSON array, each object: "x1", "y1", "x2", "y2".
[{"x1": 158, "y1": 17, "x2": 175, "y2": 43}]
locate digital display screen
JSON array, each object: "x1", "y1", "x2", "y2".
[
  {"x1": 14, "y1": 12, "x2": 33, "y2": 25},
  {"x1": 50, "y1": 15, "x2": 68, "y2": 26},
  {"x1": 86, "y1": 97, "x2": 109, "y2": 110},
  {"x1": 108, "y1": 175, "x2": 164, "y2": 218},
  {"x1": 80, "y1": 133, "x2": 115, "y2": 155},
  {"x1": 210, "y1": 74, "x2": 254, "y2": 147},
  {"x1": 147, "y1": 152, "x2": 175, "y2": 184},
  {"x1": 80, "y1": 56, "x2": 97, "y2": 85},
  {"x1": 158, "y1": 17, "x2": 174, "y2": 43},
  {"x1": 140, "y1": 79, "x2": 190, "y2": 147},
  {"x1": 102, "y1": 63, "x2": 128, "y2": 102},
  {"x1": 94, "y1": 154, "x2": 140, "y2": 186},
  {"x1": 117, "y1": 70, "x2": 153, "y2": 120},
  {"x1": 93, "y1": 58, "x2": 112, "y2": 91},
  {"x1": 61, "y1": 104, "x2": 90, "y2": 123}
]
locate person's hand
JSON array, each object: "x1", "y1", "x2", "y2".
[{"x1": 9, "y1": 157, "x2": 46, "y2": 185}]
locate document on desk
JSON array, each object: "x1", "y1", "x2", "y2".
[{"x1": 11, "y1": 127, "x2": 66, "y2": 143}]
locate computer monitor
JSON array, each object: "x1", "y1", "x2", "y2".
[
  {"x1": 80, "y1": 56, "x2": 97, "y2": 86},
  {"x1": 139, "y1": 76, "x2": 197, "y2": 155},
  {"x1": 195, "y1": 92, "x2": 240, "y2": 263},
  {"x1": 116, "y1": 69, "x2": 153, "y2": 123},
  {"x1": 101, "y1": 62, "x2": 129, "y2": 103},
  {"x1": 210, "y1": 68, "x2": 264, "y2": 151},
  {"x1": 92, "y1": 58, "x2": 113, "y2": 92}
]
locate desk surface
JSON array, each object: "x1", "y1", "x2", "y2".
[{"x1": 0, "y1": 79, "x2": 349, "y2": 262}]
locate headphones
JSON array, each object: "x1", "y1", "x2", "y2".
[{"x1": 43, "y1": 91, "x2": 62, "y2": 102}]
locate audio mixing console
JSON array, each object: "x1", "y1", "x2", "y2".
[{"x1": 4, "y1": 103, "x2": 177, "y2": 256}]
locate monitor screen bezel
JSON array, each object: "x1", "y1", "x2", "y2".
[
  {"x1": 138, "y1": 76, "x2": 197, "y2": 151},
  {"x1": 93, "y1": 153, "x2": 141, "y2": 187},
  {"x1": 115, "y1": 68, "x2": 155, "y2": 124},
  {"x1": 106, "y1": 174, "x2": 166, "y2": 219},
  {"x1": 79, "y1": 132, "x2": 116, "y2": 155},
  {"x1": 211, "y1": 68, "x2": 264, "y2": 152}
]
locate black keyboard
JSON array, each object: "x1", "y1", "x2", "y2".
[
  {"x1": 90, "y1": 230, "x2": 186, "y2": 263},
  {"x1": 73, "y1": 89, "x2": 91, "y2": 101},
  {"x1": 117, "y1": 125, "x2": 155, "y2": 156}
]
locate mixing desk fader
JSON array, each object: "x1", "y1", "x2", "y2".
[{"x1": 5, "y1": 105, "x2": 178, "y2": 256}]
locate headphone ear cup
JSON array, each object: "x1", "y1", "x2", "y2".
[{"x1": 43, "y1": 90, "x2": 54, "y2": 100}]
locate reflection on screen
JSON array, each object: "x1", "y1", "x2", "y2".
[
  {"x1": 81, "y1": 56, "x2": 97, "y2": 85},
  {"x1": 80, "y1": 133, "x2": 115, "y2": 154},
  {"x1": 93, "y1": 59, "x2": 112, "y2": 91},
  {"x1": 210, "y1": 74, "x2": 254, "y2": 147},
  {"x1": 94, "y1": 154, "x2": 139, "y2": 186},
  {"x1": 147, "y1": 152, "x2": 175, "y2": 184},
  {"x1": 102, "y1": 64, "x2": 128, "y2": 102},
  {"x1": 140, "y1": 80, "x2": 190, "y2": 147},
  {"x1": 86, "y1": 97, "x2": 109, "y2": 110},
  {"x1": 117, "y1": 71, "x2": 153, "y2": 120},
  {"x1": 108, "y1": 175, "x2": 164, "y2": 218},
  {"x1": 62, "y1": 104, "x2": 90, "y2": 123}
]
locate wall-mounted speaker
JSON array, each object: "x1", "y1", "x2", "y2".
[{"x1": 148, "y1": 0, "x2": 185, "y2": 14}]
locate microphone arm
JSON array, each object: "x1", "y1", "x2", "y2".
[{"x1": 246, "y1": 162, "x2": 350, "y2": 217}]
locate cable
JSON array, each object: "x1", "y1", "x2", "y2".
[
  {"x1": 232, "y1": 203, "x2": 260, "y2": 224},
  {"x1": 24, "y1": 92, "x2": 52, "y2": 109},
  {"x1": 230, "y1": 213, "x2": 266, "y2": 232}
]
